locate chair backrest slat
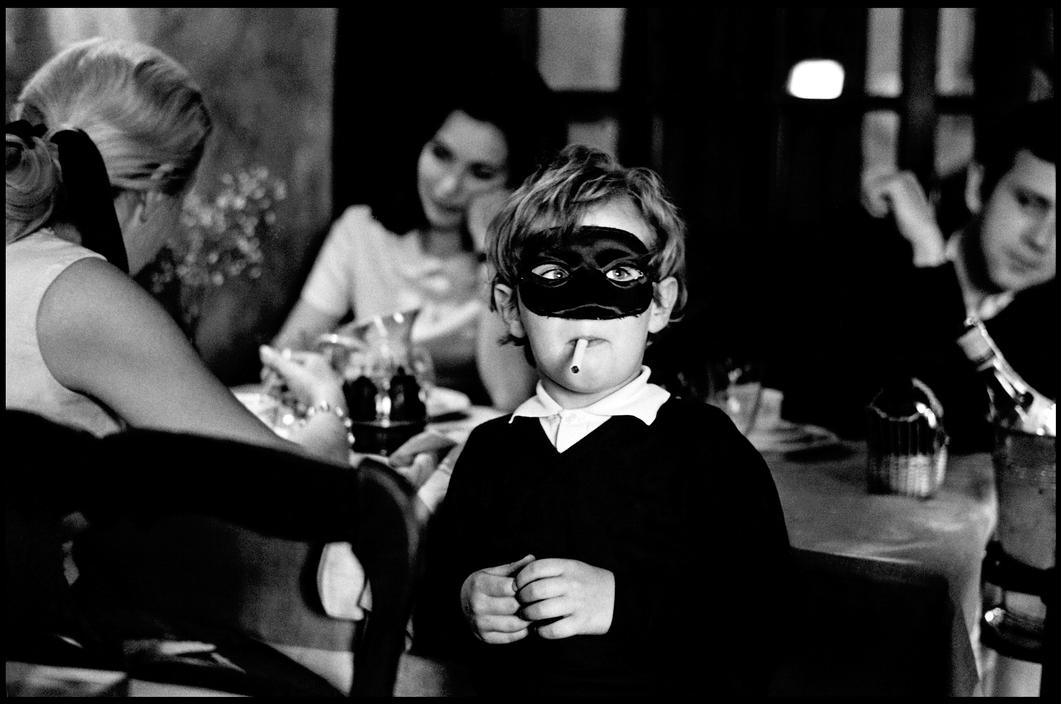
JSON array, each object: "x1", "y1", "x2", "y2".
[{"x1": 4, "y1": 409, "x2": 422, "y2": 697}]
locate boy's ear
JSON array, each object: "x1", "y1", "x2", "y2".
[
  {"x1": 964, "y1": 161, "x2": 984, "y2": 214},
  {"x1": 648, "y1": 277, "x2": 678, "y2": 334},
  {"x1": 493, "y1": 283, "x2": 526, "y2": 339}
]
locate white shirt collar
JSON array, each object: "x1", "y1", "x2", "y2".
[
  {"x1": 511, "y1": 366, "x2": 670, "y2": 426},
  {"x1": 946, "y1": 232, "x2": 1014, "y2": 321},
  {"x1": 509, "y1": 367, "x2": 670, "y2": 453}
]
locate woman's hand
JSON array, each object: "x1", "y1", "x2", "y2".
[
  {"x1": 259, "y1": 345, "x2": 344, "y2": 409},
  {"x1": 260, "y1": 345, "x2": 350, "y2": 464},
  {"x1": 513, "y1": 558, "x2": 615, "y2": 639},
  {"x1": 387, "y1": 430, "x2": 459, "y2": 489}
]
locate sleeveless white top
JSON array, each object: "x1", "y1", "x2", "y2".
[{"x1": 6, "y1": 229, "x2": 123, "y2": 436}]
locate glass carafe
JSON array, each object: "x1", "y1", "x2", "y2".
[
  {"x1": 865, "y1": 376, "x2": 949, "y2": 498},
  {"x1": 317, "y1": 308, "x2": 432, "y2": 456}
]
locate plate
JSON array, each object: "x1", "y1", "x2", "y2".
[
  {"x1": 747, "y1": 419, "x2": 841, "y2": 454},
  {"x1": 233, "y1": 384, "x2": 472, "y2": 427},
  {"x1": 426, "y1": 386, "x2": 472, "y2": 419}
]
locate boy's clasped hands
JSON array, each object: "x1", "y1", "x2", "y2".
[{"x1": 461, "y1": 554, "x2": 615, "y2": 643}]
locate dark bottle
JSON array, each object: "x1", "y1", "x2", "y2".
[
  {"x1": 387, "y1": 366, "x2": 426, "y2": 422},
  {"x1": 955, "y1": 316, "x2": 1055, "y2": 436},
  {"x1": 343, "y1": 375, "x2": 378, "y2": 422}
]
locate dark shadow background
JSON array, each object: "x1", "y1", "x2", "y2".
[{"x1": 6, "y1": 9, "x2": 1054, "y2": 417}]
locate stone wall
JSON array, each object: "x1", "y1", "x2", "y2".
[{"x1": 5, "y1": 7, "x2": 336, "y2": 383}]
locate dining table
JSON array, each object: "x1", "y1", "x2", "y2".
[
  {"x1": 433, "y1": 405, "x2": 996, "y2": 696},
  {"x1": 229, "y1": 385, "x2": 999, "y2": 696},
  {"x1": 386, "y1": 402, "x2": 996, "y2": 696},
  {"x1": 757, "y1": 436, "x2": 995, "y2": 696}
]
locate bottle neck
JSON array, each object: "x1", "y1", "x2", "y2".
[
  {"x1": 957, "y1": 317, "x2": 1055, "y2": 435},
  {"x1": 957, "y1": 318, "x2": 1023, "y2": 380},
  {"x1": 982, "y1": 364, "x2": 1033, "y2": 410}
]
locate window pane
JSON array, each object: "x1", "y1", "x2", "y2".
[
  {"x1": 862, "y1": 110, "x2": 899, "y2": 182},
  {"x1": 567, "y1": 119, "x2": 619, "y2": 158},
  {"x1": 935, "y1": 113, "x2": 974, "y2": 177},
  {"x1": 538, "y1": 8, "x2": 625, "y2": 91},
  {"x1": 1029, "y1": 8, "x2": 1053, "y2": 100},
  {"x1": 866, "y1": 8, "x2": 902, "y2": 97},
  {"x1": 936, "y1": 8, "x2": 975, "y2": 96},
  {"x1": 45, "y1": 8, "x2": 140, "y2": 45}
]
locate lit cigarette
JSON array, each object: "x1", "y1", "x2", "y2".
[{"x1": 570, "y1": 338, "x2": 588, "y2": 374}]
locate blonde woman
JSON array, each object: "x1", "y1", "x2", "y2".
[{"x1": 6, "y1": 37, "x2": 349, "y2": 463}]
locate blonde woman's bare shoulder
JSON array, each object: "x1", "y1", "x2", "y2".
[
  {"x1": 39, "y1": 256, "x2": 166, "y2": 325},
  {"x1": 37, "y1": 257, "x2": 193, "y2": 388}
]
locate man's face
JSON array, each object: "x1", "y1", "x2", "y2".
[{"x1": 979, "y1": 150, "x2": 1056, "y2": 292}]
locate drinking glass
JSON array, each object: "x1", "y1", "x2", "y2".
[
  {"x1": 706, "y1": 357, "x2": 764, "y2": 435},
  {"x1": 410, "y1": 345, "x2": 436, "y2": 401}
]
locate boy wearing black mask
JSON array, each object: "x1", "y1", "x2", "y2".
[{"x1": 414, "y1": 145, "x2": 790, "y2": 696}]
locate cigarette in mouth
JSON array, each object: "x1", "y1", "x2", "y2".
[{"x1": 570, "y1": 338, "x2": 588, "y2": 374}]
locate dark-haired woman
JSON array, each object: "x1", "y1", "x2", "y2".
[{"x1": 274, "y1": 55, "x2": 564, "y2": 410}]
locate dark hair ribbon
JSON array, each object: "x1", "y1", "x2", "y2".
[
  {"x1": 6, "y1": 120, "x2": 48, "y2": 164},
  {"x1": 7, "y1": 120, "x2": 129, "y2": 272},
  {"x1": 49, "y1": 128, "x2": 129, "y2": 273},
  {"x1": 5, "y1": 119, "x2": 48, "y2": 143}
]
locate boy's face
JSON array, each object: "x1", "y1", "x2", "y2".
[
  {"x1": 496, "y1": 199, "x2": 678, "y2": 408},
  {"x1": 978, "y1": 150, "x2": 1055, "y2": 292}
]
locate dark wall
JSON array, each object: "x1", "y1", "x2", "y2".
[
  {"x1": 5, "y1": 8, "x2": 337, "y2": 386},
  {"x1": 627, "y1": 9, "x2": 868, "y2": 393},
  {"x1": 331, "y1": 7, "x2": 526, "y2": 220},
  {"x1": 606, "y1": 8, "x2": 775, "y2": 391}
]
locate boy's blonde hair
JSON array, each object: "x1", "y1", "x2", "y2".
[{"x1": 489, "y1": 144, "x2": 688, "y2": 323}]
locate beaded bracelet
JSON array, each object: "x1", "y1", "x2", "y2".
[{"x1": 304, "y1": 400, "x2": 356, "y2": 447}]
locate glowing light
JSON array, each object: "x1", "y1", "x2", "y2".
[
  {"x1": 786, "y1": 59, "x2": 845, "y2": 100},
  {"x1": 984, "y1": 607, "x2": 1004, "y2": 625}
]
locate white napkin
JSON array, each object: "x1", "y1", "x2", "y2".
[{"x1": 316, "y1": 542, "x2": 372, "y2": 621}]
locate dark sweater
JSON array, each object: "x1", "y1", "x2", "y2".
[{"x1": 414, "y1": 396, "x2": 791, "y2": 696}]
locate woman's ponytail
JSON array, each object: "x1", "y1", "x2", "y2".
[
  {"x1": 6, "y1": 120, "x2": 128, "y2": 271},
  {"x1": 5, "y1": 120, "x2": 61, "y2": 244}
]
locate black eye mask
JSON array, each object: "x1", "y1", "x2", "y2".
[{"x1": 517, "y1": 226, "x2": 655, "y2": 319}]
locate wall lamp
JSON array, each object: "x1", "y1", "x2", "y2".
[{"x1": 786, "y1": 58, "x2": 846, "y2": 100}]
